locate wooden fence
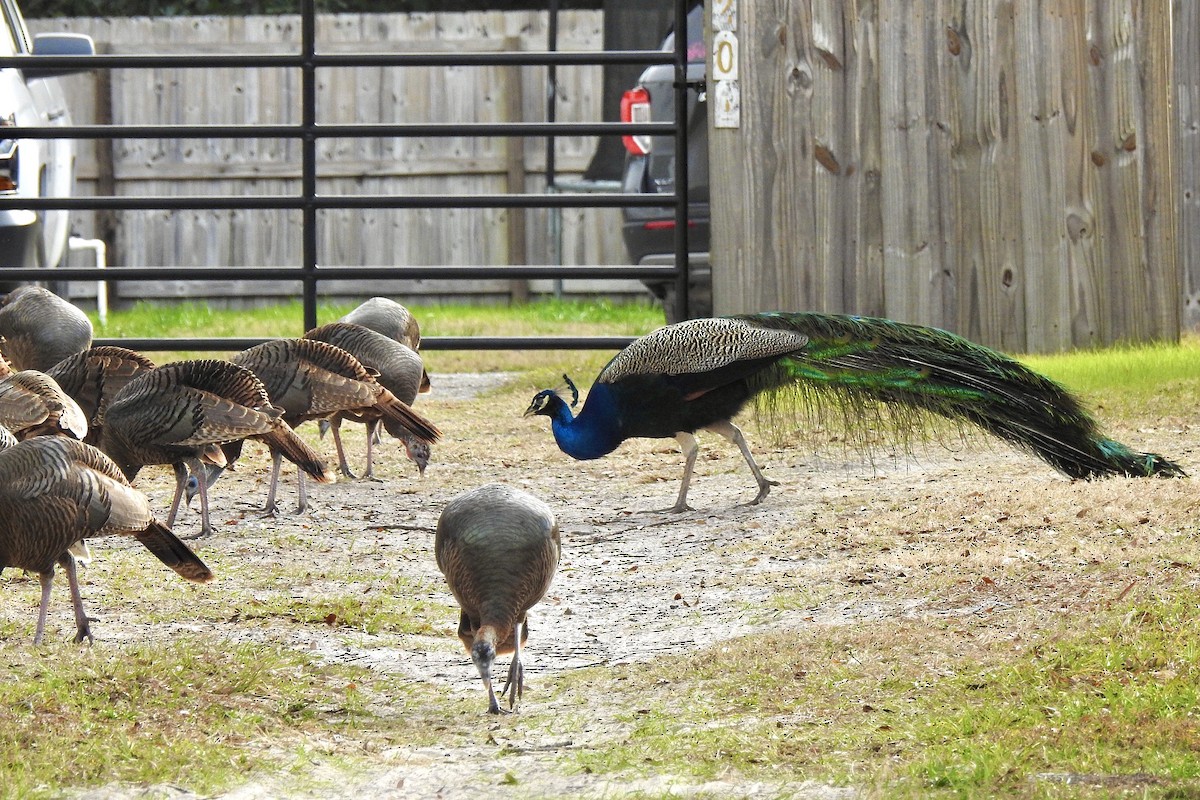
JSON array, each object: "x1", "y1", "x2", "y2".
[
  {"x1": 710, "y1": 1, "x2": 1185, "y2": 353},
  {"x1": 31, "y1": 10, "x2": 644, "y2": 307},
  {"x1": 1177, "y1": 0, "x2": 1200, "y2": 330}
]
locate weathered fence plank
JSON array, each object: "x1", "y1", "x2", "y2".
[
  {"x1": 711, "y1": 0, "x2": 1179, "y2": 352},
  {"x1": 1177, "y1": 0, "x2": 1200, "y2": 329}
]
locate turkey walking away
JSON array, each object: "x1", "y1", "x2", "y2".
[{"x1": 525, "y1": 313, "x2": 1185, "y2": 513}]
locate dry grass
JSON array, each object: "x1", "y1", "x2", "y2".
[{"x1": 1, "y1": 326, "x2": 1199, "y2": 798}]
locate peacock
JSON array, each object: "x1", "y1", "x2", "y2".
[
  {"x1": 525, "y1": 313, "x2": 1185, "y2": 512},
  {"x1": 435, "y1": 483, "x2": 560, "y2": 714}
]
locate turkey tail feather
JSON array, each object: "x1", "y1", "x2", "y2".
[
  {"x1": 377, "y1": 388, "x2": 441, "y2": 443},
  {"x1": 741, "y1": 313, "x2": 1184, "y2": 479},
  {"x1": 134, "y1": 521, "x2": 214, "y2": 583},
  {"x1": 261, "y1": 422, "x2": 337, "y2": 483}
]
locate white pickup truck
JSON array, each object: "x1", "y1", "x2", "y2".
[{"x1": 0, "y1": 0, "x2": 93, "y2": 292}]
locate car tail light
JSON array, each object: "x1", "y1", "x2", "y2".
[
  {"x1": 620, "y1": 87, "x2": 651, "y2": 156},
  {"x1": 642, "y1": 219, "x2": 698, "y2": 231}
]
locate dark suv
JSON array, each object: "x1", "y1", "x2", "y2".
[{"x1": 619, "y1": 2, "x2": 710, "y2": 322}]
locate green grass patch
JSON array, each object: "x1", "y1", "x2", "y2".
[
  {"x1": 1021, "y1": 338, "x2": 1200, "y2": 421},
  {"x1": 232, "y1": 587, "x2": 454, "y2": 637},
  {"x1": 562, "y1": 592, "x2": 1200, "y2": 796},
  {"x1": 0, "y1": 639, "x2": 367, "y2": 799},
  {"x1": 89, "y1": 297, "x2": 666, "y2": 373}
]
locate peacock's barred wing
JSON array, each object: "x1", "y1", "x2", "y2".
[{"x1": 596, "y1": 317, "x2": 810, "y2": 384}]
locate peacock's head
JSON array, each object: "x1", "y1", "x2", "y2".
[
  {"x1": 524, "y1": 374, "x2": 578, "y2": 417},
  {"x1": 524, "y1": 389, "x2": 559, "y2": 417}
]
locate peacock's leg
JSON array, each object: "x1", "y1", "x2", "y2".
[
  {"x1": 670, "y1": 432, "x2": 700, "y2": 513},
  {"x1": 705, "y1": 419, "x2": 779, "y2": 504},
  {"x1": 500, "y1": 621, "x2": 524, "y2": 711}
]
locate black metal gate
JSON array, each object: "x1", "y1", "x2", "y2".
[{"x1": 0, "y1": 0, "x2": 693, "y2": 353}]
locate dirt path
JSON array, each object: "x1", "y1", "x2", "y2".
[{"x1": 36, "y1": 372, "x2": 1199, "y2": 799}]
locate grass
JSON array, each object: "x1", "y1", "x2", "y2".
[
  {"x1": 1020, "y1": 337, "x2": 1200, "y2": 427},
  {"x1": 558, "y1": 590, "x2": 1200, "y2": 797},
  {"x1": 90, "y1": 297, "x2": 666, "y2": 374},
  {"x1": 0, "y1": 639, "x2": 367, "y2": 798},
  {"x1": 6, "y1": 299, "x2": 1200, "y2": 798}
]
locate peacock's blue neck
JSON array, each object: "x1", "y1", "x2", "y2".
[{"x1": 548, "y1": 384, "x2": 623, "y2": 460}]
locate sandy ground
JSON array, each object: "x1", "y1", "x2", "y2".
[{"x1": 6, "y1": 371, "x2": 1195, "y2": 800}]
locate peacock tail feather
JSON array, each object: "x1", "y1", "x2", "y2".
[{"x1": 733, "y1": 312, "x2": 1184, "y2": 479}]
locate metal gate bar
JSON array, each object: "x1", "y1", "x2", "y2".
[{"x1": 0, "y1": 0, "x2": 693, "y2": 352}]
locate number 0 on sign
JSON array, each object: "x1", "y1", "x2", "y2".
[
  {"x1": 711, "y1": 0, "x2": 739, "y2": 129},
  {"x1": 713, "y1": 30, "x2": 738, "y2": 80}
]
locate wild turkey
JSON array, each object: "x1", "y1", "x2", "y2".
[
  {"x1": 526, "y1": 313, "x2": 1184, "y2": 513},
  {"x1": 339, "y1": 296, "x2": 431, "y2": 393},
  {"x1": 99, "y1": 359, "x2": 335, "y2": 537},
  {"x1": 0, "y1": 369, "x2": 89, "y2": 440},
  {"x1": 340, "y1": 296, "x2": 422, "y2": 349},
  {"x1": 215, "y1": 337, "x2": 440, "y2": 513},
  {"x1": 0, "y1": 285, "x2": 93, "y2": 372},
  {"x1": 46, "y1": 345, "x2": 157, "y2": 446},
  {"x1": 435, "y1": 483, "x2": 560, "y2": 714},
  {"x1": 305, "y1": 321, "x2": 436, "y2": 479},
  {"x1": 0, "y1": 436, "x2": 213, "y2": 644}
]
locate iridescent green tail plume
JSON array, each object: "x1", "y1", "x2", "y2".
[{"x1": 742, "y1": 313, "x2": 1185, "y2": 479}]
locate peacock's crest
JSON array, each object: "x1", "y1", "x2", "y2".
[{"x1": 560, "y1": 374, "x2": 580, "y2": 408}]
